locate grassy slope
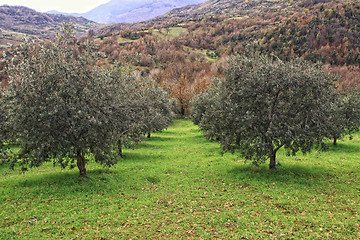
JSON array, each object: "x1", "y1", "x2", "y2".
[
  {"x1": 151, "y1": 27, "x2": 188, "y2": 41},
  {"x1": 0, "y1": 120, "x2": 359, "y2": 239}
]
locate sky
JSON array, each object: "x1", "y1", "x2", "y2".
[{"x1": 0, "y1": 0, "x2": 110, "y2": 13}]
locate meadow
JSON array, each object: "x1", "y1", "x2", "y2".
[{"x1": 1, "y1": 120, "x2": 359, "y2": 239}]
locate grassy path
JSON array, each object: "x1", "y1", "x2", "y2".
[{"x1": 1, "y1": 120, "x2": 360, "y2": 239}]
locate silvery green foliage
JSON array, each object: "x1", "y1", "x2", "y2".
[
  {"x1": 4, "y1": 26, "x2": 175, "y2": 176},
  {"x1": 107, "y1": 64, "x2": 174, "y2": 150},
  {"x1": 3, "y1": 22, "x2": 150, "y2": 177},
  {"x1": 327, "y1": 91, "x2": 360, "y2": 145},
  {"x1": 169, "y1": 98, "x2": 182, "y2": 116},
  {"x1": 191, "y1": 52, "x2": 336, "y2": 169},
  {"x1": 141, "y1": 85, "x2": 174, "y2": 137},
  {"x1": 5, "y1": 45, "x2": 114, "y2": 175},
  {"x1": 191, "y1": 79, "x2": 223, "y2": 126},
  {"x1": 105, "y1": 63, "x2": 146, "y2": 151},
  {"x1": 0, "y1": 91, "x2": 9, "y2": 158}
]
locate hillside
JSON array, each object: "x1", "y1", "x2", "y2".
[
  {"x1": 153, "y1": 0, "x2": 293, "y2": 22},
  {"x1": 154, "y1": 0, "x2": 360, "y2": 67},
  {"x1": 91, "y1": 0, "x2": 360, "y2": 114},
  {"x1": 80, "y1": 0, "x2": 207, "y2": 24},
  {"x1": 0, "y1": 5, "x2": 97, "y2": 49},
  {"x1": 1, "y1": 0, "x2": 360, "y2": 113}
]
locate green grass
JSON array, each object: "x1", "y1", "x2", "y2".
[
  {"x1": 201, "y1": 49, "x2": 219, "y2": 62},
  {"x1": 228, "y1": 16, "x2": 246, "y2": 20},
  {"x1": 116, "y1": 36, "x2": 135, "y2": 44},
  {"x1": 1, "y1": 120, "x2": 359, "y2": 239},
  {"x1": 184, "y1": 46, "x2": 219, "y2": 63},
  {"x1": 151, "y1": 27, "x2": 188, "y2": 40}
]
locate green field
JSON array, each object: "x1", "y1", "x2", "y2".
[
  {"x1": 151, "y1": 27, "x2": 188, "y2": 40},
  {"x1": 1, "y1": 120, "x2": 359, "y2": 239}
]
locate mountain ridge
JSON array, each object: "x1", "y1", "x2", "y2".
[
  {"x1": 0, "y1": 5, "x2": 97, "y2": 49},
  {"x1": 79, "y1": 0, "x2": 207, "y2": 23}
]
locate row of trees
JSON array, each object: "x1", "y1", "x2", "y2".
[
  {"x1": 191, "y1": 46, "x2": 360, "y2": 169},
  {"x1": 0, "y1": 23, "x2": 176, "y2": 177}
]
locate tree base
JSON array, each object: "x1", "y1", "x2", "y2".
[
  {"x1": 269, "y1": 153, "x2": 277, "y2": 170},
  {"x1": 269, "y1": 165, "x2": 278, "y2": 170},
  {"x1": 77, "y1": 151, "x2": 88, "y2": 178}
]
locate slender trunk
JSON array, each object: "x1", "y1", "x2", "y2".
[
  {"x1": 147, "y1": 132, "x2": 151, "y2": 138},
  {"x1": 269, "y1": 151, "x2": 277, "y2": 170},
  {"x1": 118, "y1": 139, "x2": 123, "y2": 157},
  {"x1": 77, "y1": 150, "x2": 87, "y2": 178},
  {"x1": 269, "y1": 144, "x2": 284, "y2": 170},
  {"x1": 333, "y1": 137, "x2": 337, "y2": 145},
  {"x1": 235, "y1": 136, "x2": 241, "y2": 146},
  {"x1": 180, "y1": 106, "x2": 185, "y2": 116}
]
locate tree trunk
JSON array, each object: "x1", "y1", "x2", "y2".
[
  {"x1": 269, "y1": 145, "x2": 284, "y2": 170},
  {"x1": 180, "y1": 106, "x2": 185, "y2": 116},
  {"x1": 269, "y1": 150, "x2": 277, "y2": 170},
  {"x1": 333, "y1": 137, "x2": 337, "y2": 145},
  {"x1": 235, "y1": 136, "x2": 241, "y2": 146},
  {"x1": 77, "y1": 151, "x2": 88, "y2": 178},
  {"x1": 118, "y1": 139, "x2": 123, "y2": 157},
  {"x1": 147, "y1": 132, "x2": 151, "y2": 138}
]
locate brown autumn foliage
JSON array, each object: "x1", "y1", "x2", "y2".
[{"x1": 325, "y1": 64, "x2": 360, "y2": 92}]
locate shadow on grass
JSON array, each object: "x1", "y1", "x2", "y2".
[
  {"x1": 3, "y1": 168, "x2": 122, "y2": 191},
  {"x1": 145, "y1": 136, "x2": 173, "y2": 142},
  {"x1": 227, "y1": 163, "x2": 334, "y2": 185},
  {"x1": 189, "y1": 134, "x2": 209, "y2": 142},
  {"x1": 326, "y1": 142, "x2": 360, "y2": 154},
  {"x1": 121, "y1": 151, "x2": 164, "y2": 163},
  {"x1": 154, "y1": 130, "x2": 175, "y2": 135}
]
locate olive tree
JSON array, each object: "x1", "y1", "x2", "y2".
[
  {"x1": 107, "y1": 65, "x2": 174, "y2": 154},
  {"x1": 141, "y1": 85, "x2": 174, "y2": 138},
  {"x1": 328, "y1": 91, "x2": 360, "y2": 145},
  {"x1": 0, "y1": 92, "x2": 9, "y2": 159},
  {"x1": 105, "y1": 64, "x2": 146, "y2": 157},
  {"x1": 3, "y1": 23, "x2": 132, "y2": 177},
  {"x1": 192, "y1": 53, "x2": 336, "y2": 169}
]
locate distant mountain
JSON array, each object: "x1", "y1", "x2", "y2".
[
  {"x1": 80, "y1": 0, "x2": 207, "y2": 23},
  {"x1": 0, "y1": 5, "x2": 98, "y2": 49},
  {"x1": 152, "y1": 0, "x2": 292, "y2": 22},
  {"x1": 46, "y1": 10, "x2": 67, "y2": 15},
  {"x1": 46, "y1": 10, "x2": 79, "y2": 16}
]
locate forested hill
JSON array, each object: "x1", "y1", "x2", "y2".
[
  {"x1": 0, "y1": 5, "x2": 97, "y2": 49},
  {"x1": 1, "y1": 0, "x2": 360, "y2": 114},
  {"x1": 92, "y1": 0, "x2": 360, "y2": 114},
  {"x1": 99, "y1": 0, "x2": 360, "y2": 68},
  {"x1": 153, "y1": 0, "x2": 294, "y2": 22}
]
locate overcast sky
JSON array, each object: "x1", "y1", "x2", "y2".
[{"x1": 0, "y1": 0, "x2": 110, "y2": 13}]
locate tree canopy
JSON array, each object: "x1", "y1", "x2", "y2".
[
  {"x1": 191, "y1": 52, "x2": 337, "y2": 169},
  {"x1": 327, "y1": 91, "x2": 360, "y2": 145},
  {"x1": 2, "y1": 22, "x2": 174, "y2": 177}
]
